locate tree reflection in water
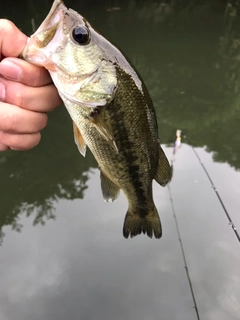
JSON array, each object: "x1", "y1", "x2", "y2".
[
  {"x1": 0, "y1": 0, "x2": 240, "y2": 243},
  {"x1": 0, "y1": 109, "x2": 97, "y2": 244}
]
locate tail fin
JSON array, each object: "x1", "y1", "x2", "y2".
[{"x1": 123, "y1": 206, "x2": 162, "y2": 239}]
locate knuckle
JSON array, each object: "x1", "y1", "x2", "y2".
[
  {"x1": 14, "y1": 88, "x2": 23, "y2": 107},
  {"x1": 12, "y1": 133, "x2": 41, "y2": 151},
  {"x1": 26, "y1": 67, "x2": 42, "y2": 87},
  {"x1": 25, "y1": 64, "x2": 50, "y2": 87},
  {"x1": 33, "y1": 133, "x2": 41, "y2": 147},
  {"x1": 22, "y1": 133, "x2": 41, "y2": 150},
  {"x1": 3, "y1": 111, "x2": 17, "y2": 132},
  {"x1": 0, "y1": 19, "x2": 16, "y2": 32},
  {"x1": 0, "y1": 142, "x2": 9, "y2": 151},
  {"x1": 38, "y1": 113, "x2": 48, "y2": 130},
  {"x1": 34, "y1": 68, "x2": 45, "y2": 87}
]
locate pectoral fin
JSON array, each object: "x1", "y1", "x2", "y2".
[
  {"x1": 100, "y1": 170, "x2": 120, "y2": 202},
  {"x1": 73, "y1": 121, "x2": 87, "y2": 157},
  {"x1": 154, "y1": 146, "x2": 172, "y2": 186},
  {"x1": 88, "y1": 112, "x2": 118, "y2": 153}
]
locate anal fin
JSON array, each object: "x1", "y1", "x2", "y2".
[
  {"x1": 100, "y1": 170, "x2": 120, "y2": 202},
  {"x1": 73, "y1": 121, "x2": 87, "y2": 157},
  {"x1": 155, "y1": 146, "x2": 172, "y2": 186}
]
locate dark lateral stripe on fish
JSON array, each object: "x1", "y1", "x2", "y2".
[{"x1": 106, "y1": 99, "x2": 148, "y2": 211}]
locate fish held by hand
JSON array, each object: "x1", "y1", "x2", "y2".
[{"x1": 22, "y1": 0, "x2": 172, "y2": 238}]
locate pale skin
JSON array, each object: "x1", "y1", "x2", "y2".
[{"x1": 0, "y1": 19, "x2": 62, "y2": 151}]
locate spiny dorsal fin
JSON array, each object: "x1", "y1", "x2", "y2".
[
  {"x1": 154, "y1": 146, "x2": 172, "y2": 187},
  {"x1": 100, "y1": 170, "x2": 120, "y2": 202},
  {"x1": 73, "y1": 121, "x2": 87, "y2": 157}
]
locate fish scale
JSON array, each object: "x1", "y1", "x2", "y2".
[{"x1": 22, "y1": 0, "x2": 172, "y2": 238}]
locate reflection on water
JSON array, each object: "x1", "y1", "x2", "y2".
[
  {"x1": 0, "y1": 108, "x2": 97, "y2": 244},
  {"x1": 1, "y1": 145, "x2": 240, "y2": 320},
  {"x1": 0, "y1": 1, "x2": 240, "y2": 319},
  {"x1": 0, "y1": 0, "x2": 239, "y2": 234},
  {"x1": 0, "y1": 168, "x2": 197, "y2": 320}
]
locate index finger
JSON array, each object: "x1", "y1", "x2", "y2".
[
  {"x1": 0, "y1": 58, "x2": 53, "y2": 87},
  {"x1": 0, "y1": 19, "x2": 27, "y2": 59}
]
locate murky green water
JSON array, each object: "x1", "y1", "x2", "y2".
[{"x1": 0, "y1": 1, "x2": 240, "y2": 319}]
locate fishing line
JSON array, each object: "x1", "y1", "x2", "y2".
[
  {"x1": 167, "y1": 129, "x2": 200, "y2": 320},
  {"x1": 167, "y1": 129, "x2": 239, "y2": 320},
  {"x1": 167, "y1": 184, "x2": 201, "y2": 320},
  {"x1": 191, "y1": 146, "x2": 240, "y2": 243}
]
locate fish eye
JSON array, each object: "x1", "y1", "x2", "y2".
[{"x1": 72, "y1": 26, "x2": 90, "y2": 45}]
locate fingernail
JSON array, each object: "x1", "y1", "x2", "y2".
[
  {"x1": 0, "y1": 59, "x2": 22, "y2": 81},
  {"x1": 0, "y1": 81, "x2": 5, "y2": 101}
]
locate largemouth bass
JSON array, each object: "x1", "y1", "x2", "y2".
[{"x1": 23, "y1": 0, "x2": 172, "y2": 238}]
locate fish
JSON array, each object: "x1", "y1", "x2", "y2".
[{"x1": 22, "y1": 0, "x2": 172, "y2": 238}]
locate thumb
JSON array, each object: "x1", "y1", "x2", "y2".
[{"x1": 0, "y1": 19, "x2": 28, "y2": 60}]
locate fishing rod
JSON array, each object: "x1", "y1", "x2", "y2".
[
  {"x1": 167, "y1": 182, "x2": 200, "y2": 320},
  {"x1": 167, "y1": 128, "x2": 240, "y2": 320},
  {"x1": 190, "y1": 146, "x2": 240, "y2": 243},
  {"x1": 170, "y1": 130, "x2": 240, "y2": 243},
  {"x1": 168, "y1": 129, "x2": 200, "y2": 320}
]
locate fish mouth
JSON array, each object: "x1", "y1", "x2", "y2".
[{"x1": 22, "y1": 0, "x2": 66, "y2": 69}]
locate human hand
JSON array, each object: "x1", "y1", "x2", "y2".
[{"x1": 0, "y1": 19, "x2": 62, "y2": 151}]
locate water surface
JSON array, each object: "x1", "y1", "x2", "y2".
[{"x1": 0, "y1": 1, "x2": 240, "y2": 319}]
